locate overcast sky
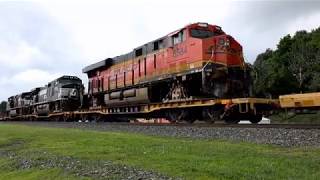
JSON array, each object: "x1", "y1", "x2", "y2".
[{"x1": 0, "y1": 0, "x2": 320, "y2": 101}]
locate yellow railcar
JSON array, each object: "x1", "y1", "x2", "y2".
[{"x1": 279, "y1": 92, "x2": 320, "y2": 108}]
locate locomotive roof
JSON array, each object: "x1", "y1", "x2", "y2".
[
  {"x1": 82, "y1": 36, "x2": 165, "y2": 74},
  {"x1": 82, "y1": 58, "x2": 116, "y2": 73},
  {"x1": 9, "y1": 91, "x2": 32, "y2": 98},
  {"x1": 49, "y1": 75, "x2": 81, "y2": 83},
  {"x1": 7, "y1": 76, "x2": 81, "y2": 101}
]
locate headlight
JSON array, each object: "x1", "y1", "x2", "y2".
[{"x1": 225, "y1": 39, "x2": 230, "y2": 47}]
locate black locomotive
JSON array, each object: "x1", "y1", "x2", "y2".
[{"x1": 7, "y1": 76, "x2": 84, "y2": 117}]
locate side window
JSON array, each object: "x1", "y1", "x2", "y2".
[
  {"x1": 173, "y1": 30, "x2": 185, "y2": 45},
  {"x1": 135, "y1": 48, "x2": 142, "y2": 57},
  {"x1": 153, "y1": 39, "x2": 163, "y2": 51},
  {"x1": 153, "y1": 41, "x2": 159, "y2": 51}
]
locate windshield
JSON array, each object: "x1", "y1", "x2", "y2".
[{"x1": 190, "y1": 29, "x2": 221, "y2": 39}]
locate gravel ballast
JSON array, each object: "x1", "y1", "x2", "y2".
[
  {"x1": 4, "y1": 121, "x2": 320, "y2": 147},
  {"x1": 0, "y1": 140, "x2": 176, "y2": 180}
]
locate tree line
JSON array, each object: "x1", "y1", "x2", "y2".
[
  {"x1": 0, "y1": 101, "x2": 7, "y2": 115},
  {"x1": 253, "y1": 27, "x2": 320, "y2": 98}
]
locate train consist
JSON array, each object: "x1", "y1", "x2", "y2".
[
  {"x1": 4, "y1": 23, "x2": 278, "y2": 123},
  {"x1": 7, "y1": 76, "x2": 84, "y2": 118}
]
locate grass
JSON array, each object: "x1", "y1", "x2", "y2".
[
  {"x1": 0, "y1": 165, "x2": 79, "y2": 180},
  {"x1": 270, "y1": 111, "x2": 320, "y2": 124},
  {"x1": 0, "y1": 123, "x2": 319, "y2": 179}
]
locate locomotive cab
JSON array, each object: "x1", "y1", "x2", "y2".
[{"x1": 164, "y1": 23, "x2": 250, "y2": 98}]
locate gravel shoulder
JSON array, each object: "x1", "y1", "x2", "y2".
[
  {"x1": 4, "y1": 121, "x2": 320, "y2": 147},
  {"x1": 0, "y1": 140, "x2": 176, "y2": 180}
]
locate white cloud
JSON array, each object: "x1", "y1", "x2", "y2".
[
  {"x1": 0, "y1": 0, "x2": 319, "y2": 101},
  {"x1": 0, "y1": 69, "x2": 62, "y2": 99},
  {"x1": 287, "y1": 12, "x2": 320, "y2": 35},
  {"x1": 39, "y1": 0, "x2": 231, "y2": 63},
  {"x1": 11, "y1": 69, "x2": 61, "y2": 84},
  {"x1": 0, "y1": 40, "x2": 45, "y2": 69}
]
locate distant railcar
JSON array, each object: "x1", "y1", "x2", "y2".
[
  {"x1": 6, "y1": 76, "x2": 84, "y2": 117},
  {"x1": 279, "y1": 92, "x2": 320, "y2": 109}
]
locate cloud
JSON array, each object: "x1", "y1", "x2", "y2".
[
  {"x1": 1, "y1": 69, "x2": 61, "y2": 86},
  {"x1": 40, "y1": 0, "x2": 232, "y2": 62},
  {"x1": 0, "y1": 69, "x2": 62, "y2": 100},
  {"x1": 0, "y1": 1, "x2": 85, "y2": 101},
  {"x1": 0, "y1": 40, "x2": 44, "y2": 69},
  {"x1": 0, "y1": 0, "x2": 319, "y2": 101},
  {"x1": 12, "y1": 69, "x2": 61, "y2": 84},
  {"x1": 229, "y1": 1, "x2": 320, "y2": 32},
  {"x1": 220, "y1": 1, "x2": 320, "y2": 61}
]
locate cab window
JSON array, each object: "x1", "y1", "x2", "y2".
[
  {"x1": 190, "y1": 29, "x2": 219, "y2": 39},
  {"x1": 173, "y1": 30, "x2": 185, "y2": 45}
]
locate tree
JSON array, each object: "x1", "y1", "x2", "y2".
[
  {"x1": 253, "y1": 27, "x2": 320, "y2": 97},
  {"x1": 253, "y1": 49, "x2": 274, "y2": 97},
  {"x1": 0, "y1": 101, "x2": 7, "y2": 114}
]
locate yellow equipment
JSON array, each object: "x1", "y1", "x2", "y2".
[{"x1": 279, "y1": 92, "x2": 320, "y2": 108}]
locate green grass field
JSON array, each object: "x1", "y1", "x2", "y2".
[{"x1": 0, "y1": 123, "x2": 319, "y2": 179}]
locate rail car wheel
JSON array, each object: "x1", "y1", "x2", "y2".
[
  {"x1": 222, "y1": 108, "x2": 241, "y2": 124},
  {"x1": 202, "y1": 107, "x2": 223, "y2": 123},
  {"x1": 51, "y1": 116, "x2": 61, "y2": 121},
  {"x1": 249, "y1": 114, "x2": 262, "y2": 124},
  {"x1": 223, "y1": 115, "x2": 241, "y2": 124},
  {"x1": 166, "y1": 109, "x2": 188, "y2": 123}
]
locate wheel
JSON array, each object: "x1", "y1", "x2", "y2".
[
  {"x1": 222, "y1": 111, "x2": 241, "y2": 124},
  {"x1": 202, "y1": 107, "x2": 223, "y2": 123},
  {"x1": 166, "y1": 110, "x2": 187, "y2": 123},
  {"x1": 223, "y1": 115, "x2": 241, "y2": 124},
  {"x1": 249, "y1": 114, "x2": 262, "y2": 124},
  {"x1": 221, "y1": 106, "x2": 241, "y2": 124}
]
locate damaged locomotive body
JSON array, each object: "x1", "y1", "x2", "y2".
[
  {"x1": 6, "y1": 76, "x2": 84, "y2": 117},
  {"x1": 83, "y1": 23, "x2": 251, "y2": 108}
]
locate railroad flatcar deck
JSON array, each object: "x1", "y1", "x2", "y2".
[{"x1": 1, "y1": 98, "x2": 278, "y2": 124}]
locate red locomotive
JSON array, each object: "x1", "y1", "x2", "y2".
[{"x1": 83, "y1": 22, "x2": 251, "y2": 109}]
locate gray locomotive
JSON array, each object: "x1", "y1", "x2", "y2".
[{"x1": 7, "y1": 75, "x2": 84, "y2": 117}]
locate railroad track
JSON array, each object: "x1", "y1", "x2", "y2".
[
  {"x1": 3, "y1": 120, "x2": 320, "y2": 129},
  {"x1": 116, "y1": 122, "x2": 320, "y2": 129}
]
